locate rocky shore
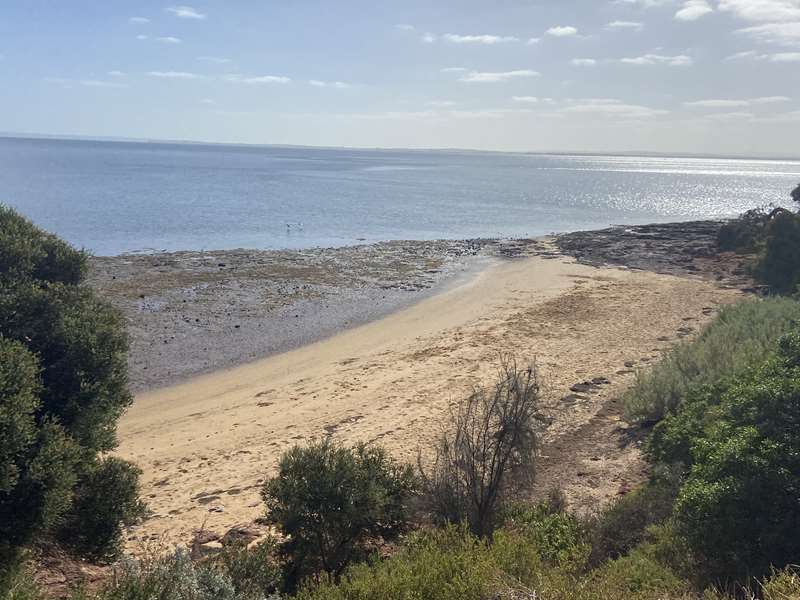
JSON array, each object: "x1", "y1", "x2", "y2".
[
  {"x1": 89, "y1": 238, "x2": 547, "y2": 392},
  {"x1": 90, "y1": 220, "x2": 754, "y2": 394}
]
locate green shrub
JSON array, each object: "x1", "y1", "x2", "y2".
[
  {"x1": 76, "y1": 549, "x2": 246, "y2": 600},
  {"x1": 58, "y1": 458, "x2": 146, "y2": 561},
  {"x1": 756, "y1": 210, "x2": 800, "y2": 293},
  {"x1": 501, "y1": 499, "x2": 589, "y2": 569},
  {"x1": 295, "y1": 526, "x2": 495, "y2": 600},
  {"x1": 262, "y1": 439, "x2": 416, "y2": 588},
  {"x1": 586, "y1": 471, "x2": 680, "y2": 567},
  {"x1": 0, "y1": 562, "x2": 46, "y2": 600},
  {"x1": 716, "y1": 208, "x2": 770, "y2": 252},
  {"x1": 211, "y1": 538, "x2": 283, "y2": 599},
  {"x1": 0, "y1": 205, "x2": 87, "y2": 286},
  {"x1": 0, "y1": 206, "x2": 140, "y2": 562},
  {"x1": 668, "y1": 329, "x2": 800, "y2": 585},
  {"x1": 623, "y1": 298, "x2": 800, "y2": 423}
]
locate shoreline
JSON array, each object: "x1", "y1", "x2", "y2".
[
  {"x1": 111, "y1": 220, "x2": 753, "y2": 549},
  {"x1": 90, "y1": 238, "x2": 548, "y2": 393}
]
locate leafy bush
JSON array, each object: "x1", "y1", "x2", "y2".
[
  {"x1": 57, "y1": 458, "x2": 146, "y2": 561},
  {"x1": 211, "y1": 538, "x2": 283, "y2": 599},
  {"x1": 716, "y1": 207, "x2": 771, "y2": 252},
  {"x1": 419, "y1": 358, "x2": 542, "y2": 539},
  {"x1": 501, "y1": 498, "x2": 589, "y2": 569},
  {"x1": 0, "y1": 562, "x2": 46, "y2": 600},
  {"x1": 74, "y1": 549, "x2": 258, "y2": 600},
  {"x1": 0, "y1": 205, "x2": 87, "y2": 286},
  {"x1": 623, "y1": 298, "x2": 800, "y2": 423},
  {"x1": 669, "y1": 331, "x2": 800, "y2": 585},
  {"x1": 262, "y1": 439, "x2": 416, "y2": 588},
  {"x1": 586, "y1": 470, "x2": 680, "y2": 567},
  {"x1": 756, "y1": 210, "x2": 800, "y2": 293},
  {"x1": 0, "y1": 205, "x2": 141, "y2": 563}
]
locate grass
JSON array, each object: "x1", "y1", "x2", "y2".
[{"x1": 623, "y1": 297, "x2": 800, "y2": 423}]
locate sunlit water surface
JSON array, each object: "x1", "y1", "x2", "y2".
[{"x1": 1, "y1": 137, "x2": 798, "y2": 255}]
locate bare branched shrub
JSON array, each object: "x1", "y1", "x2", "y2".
[{"x1": 419, "y1": 357, "x2": 543, "y2": 539}]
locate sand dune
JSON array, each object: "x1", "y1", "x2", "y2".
[{"x1": 117, "y1": 252, "x2": 742, "y2": 548}]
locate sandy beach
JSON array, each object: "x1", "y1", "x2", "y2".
[{"x1": 106, "y1": 224, "x2": 749, "y2": 549}]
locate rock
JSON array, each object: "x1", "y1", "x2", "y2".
[
  {"x1": 192, "y1": 530, "x2": 221, "y2": 545},
  {"x1": 570, "y1": 383, "x2": 596, "y2": 393},
  {"x1": 221, "y1": 524, "x2": 262, "y2": 546},
  {"x1": 199, "y1": 541, "x2": 224, "y2": 553}
]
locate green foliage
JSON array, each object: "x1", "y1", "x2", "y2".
[
  {"x1": 501, "y1": 498, "x2": 589, "y2": 569},
  {"x1": 716, "y1": 208, "x2": 770, "y2": 253},
  {"x1": 756, "y1": 210, "x2": 800, "y2": 293},
  {"x1": 647, "y1": 328, "x2": 800, "y2": 585},
  {"x1": 75, "y1": 549, "x2": 256, "y2": 600},
  {"x1": 0, "y1": 206, "x2": 140, "y2": 563},
  {"x1": 296, "y1": 522, "x2": 698, "y2": 600},
  {"x1": 262, "y1": 439, "x2": 416, "y2": 588},
  {"x1": 623, "y1": 298, "x2": 800, "y2": 423},
  {"x1": 210, "y1": 538, "x2": 283, "y2": 599},
  {"x1": 0, "y1": 562, "x2": 46, "y2": 600},
  {"x1": 58, "y1": 458, "x2": 146, "y2": 561},
  {"x1": 586, "y1": 471, "x2": 680, "y2": 567},
  {"x1": 0, "y1": 205, "x2": 87, "y2": 286}
]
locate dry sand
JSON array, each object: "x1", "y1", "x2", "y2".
[{"x1": 117, "y1": 248, "x2": 743, "y2": 548}]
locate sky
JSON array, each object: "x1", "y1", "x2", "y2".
[{"x1": 1, "y1": 0, "x2": 799, "y2": 156}]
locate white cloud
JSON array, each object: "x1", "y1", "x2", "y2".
[
  {"x1": 440, "y1": 67, "x2": 467, "y2": 73},
  {"x1": 458, "y1": 69, "x2": 540, "y2": 82},
  {"x1": 718, "y1": 0, "x2": 800, "y2": 22},
  {"x1": 129, "y1": 17, "x2": 150, "y2": 24},
  {"x1": 443, "y1": 33, "x2": 519, "y2": 44},
  {"x1": 620, "y1": 53, "x2": 693, "y2": 65},
  {"x1": 736, "y1": 22, "x2": 800, "y2": 47},
  {"x1": 560, "y1": 98, "x2": 668, "y2": 119},
  {"x1": 201, "y1": 98, "x2": 216, "y2": 105},
  {"x1": 674, "y1": 0, "x2": 713, "y2": 21},
  {"x1": 166, "y1": 5, "x2": 206, "y2": 19},
  {"x1": 683, "y1": 96, "x2": 790, "y2": 107},
  {"x1": 44, "y1": 77, "x2": 128, "y2": 89},
  {"x1": 614, "y1": 0, "x2": 674, "y2": 6},
  {"x1": 606, "y1": 20, "x2": 644, "y2": 30},
  {"x1": 147, "y1": 71, "x2": 201, "y2": 79},
  {"x1": 527, "y1": 37, "x2": 541, "y2": 45},
  {"x1": 512, "y1": 96, "x2": 539, "y2": 103},
  {"x1": 772, "y1": 51, "x2": 800, "y2": 61},
  {"x1": 427, "y1": 100, "x2": 457, "y2": 107},
  {"x1": 571, "y1": 58, "x2": 597, "y2": 66},
  {"x1": 80, "y1": 79, "x2": 128, "y2": 88},
  {"x1": 422, "y1": 32, "x2": 437, "y2": 43},
  {"x1": 703, "y1": 111, "x2": 755, "y2": 120},
  {"x1": 156, "y1": 36, "x2": 182, "y2": 44},
  {"x1": 308, "y1": 80, "x2": 352, "y2": 88},
  {"x1": 136, "y1": 35, "x2": 149, "y2": 40},
  {"x1": 198, "y1": 56, "x2": 232, "y2": 64},
  {"x1": 684, "y1": 99, "x2": 751, "y2": 107},
  {"x1": 108, "y1": 70, "x2": 125, "y2": 77},
  {"x1": 546, "y1": 25, "x2": 578, "y2": 37},
  {"x1": 395, "y1": 24, "x2": 415, "y2": 31},
  {"x1": 225, "y1": 74, "x2": 291, "y2": 84},
  {"x1": 751, "y1": 95, "x2": 792, "y2": 103},
  {"x1": 725, "y1": 49, "x2": 766, "y2": 60}
]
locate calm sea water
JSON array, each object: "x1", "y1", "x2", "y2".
[{"x1": 1, "y1": 137, "x2": 799, "y2": 256}]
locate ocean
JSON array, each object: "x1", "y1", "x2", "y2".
[{"x1": 1, "y1": 136, "x2": 798, "y2": 256}]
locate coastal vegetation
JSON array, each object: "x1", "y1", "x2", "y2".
[
  {"x1": 4, "y1": 187, "x2": 800, "y2": 599},
  {"x1": 717, "y1": 183, "x2": 800, "y2": 292},
  {"x1": 0, "y1": 206, "x2": 143, "y2": 574}
]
